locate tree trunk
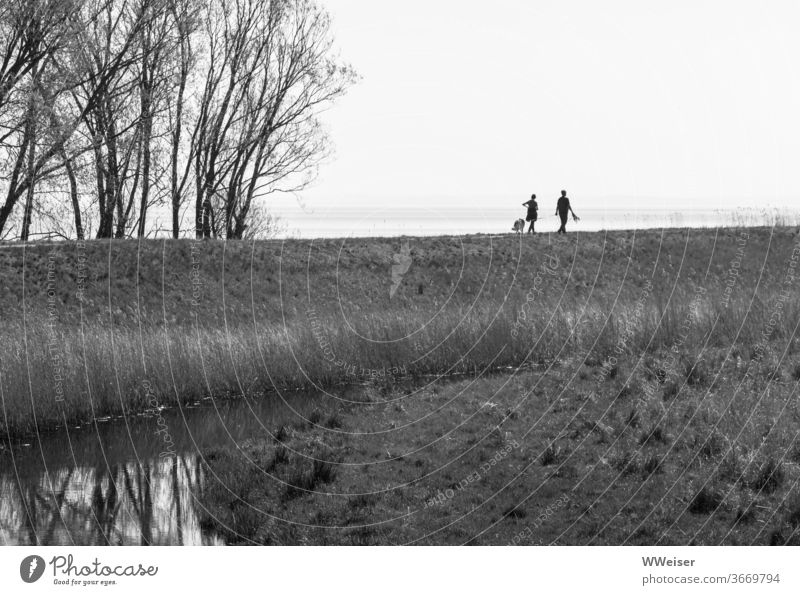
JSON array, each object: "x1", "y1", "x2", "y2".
[
  {"x1": 0, "y1": 130, "x2": 30, "y2": 237},
  {"x1": 20, "y1": 64, "x2": 38, "y2": 241},
  {"x1": 64, "y1": 157, "x2": 83, "y2": 240},
  {"x1": 170, "y1": 22, "x2": 190, "y2": 239},
  {"x1": 137, "y1": 95, "x2": 152, "y2": 237}
]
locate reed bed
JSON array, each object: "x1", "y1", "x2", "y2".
[{"x1": 2, "y1": 276, "x2": 797, "y2": 437}]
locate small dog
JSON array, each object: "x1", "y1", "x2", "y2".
[{"x1": 512, "y1": 219, "x2": 525, "y2": 234}]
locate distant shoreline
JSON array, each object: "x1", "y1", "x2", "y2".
[{"x1": 1, "y1": 221, "x2": 798, "y2": 246}]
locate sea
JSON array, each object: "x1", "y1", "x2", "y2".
[{"x1": 275, "y1": 206, "x2": 798, "y2": 239}]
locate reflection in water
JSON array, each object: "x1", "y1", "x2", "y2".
[
  {"x1": 0, "y1": 455, "x2": 216, "y2": 545},
  {"x1": 0, "y1": 392, "x2": 321, "y2": 545}
]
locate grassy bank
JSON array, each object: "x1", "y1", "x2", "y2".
[
  {"x1": 1, "y1": 227, "x2": 799, "y2": 437},
  {"x1": 196, "y1": 347, "x2": 800, "y2": 545}
]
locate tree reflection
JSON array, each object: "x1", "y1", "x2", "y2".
[{"x1": 0, "y1": 454, "x2": 219, "y2": 545}]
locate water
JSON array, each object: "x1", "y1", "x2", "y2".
[
  {"x1": 0, "y1": 392, "x2": 328, "y2": 546},
  {"x1": 278, "y1": 206, "x2": 798, "y2": 239}
]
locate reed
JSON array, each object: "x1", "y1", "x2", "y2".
[{"x1": 2, "y1": 226, "x2": 798, "y2": 438}]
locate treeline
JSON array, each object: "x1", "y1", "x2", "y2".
[{"x1": 0, "y1": 0, "x2": 355, "y2": 240}]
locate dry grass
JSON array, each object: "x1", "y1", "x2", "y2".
[{"x1": 1, "y1": 227, "x2": 799, "y2": 439}]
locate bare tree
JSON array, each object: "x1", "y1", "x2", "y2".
[
  {"x1": 188, "y1": 0, "x2": 356, "y2": 239},
  {"x1": 68, "y1": 0, "x2": 174, "y2": 238},
  {"x1": 0, "y1": 0, "x2": 75, "y2": 117},
  {"x1": 166, "y1": 0, "x2": 198, "y2": 238},
  {"x1": 0, "y1": 0, "x2": 355, "y2": 241},
  {"x1": 0, "y1": 0, "x2": 82, "y2": 238},
  {"x1": 134, "y1": 0, "x2": 180, "y2": 237},
  {"x1": 0, "y1": 0, "x2": 151, "y2": 239}
]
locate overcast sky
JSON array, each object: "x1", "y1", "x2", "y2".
[{"x1": 273, "y1": 0, "x2": 800, "y2": 227}]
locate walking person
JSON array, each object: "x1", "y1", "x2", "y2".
[
  {"x1": 522, "y1": 194, "x2": 538, "y2": 233},
  {"x1": 555, "y1": 190, "x2": 579, "y2": 234}
]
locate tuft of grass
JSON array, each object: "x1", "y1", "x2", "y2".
[
  {"x1": 662, "y1": 381, "x2": 680, "y2": 401},
  {"x1": 348, "y1": 493, "x2": 378, "y2": 509},
  {"x1": 789, "y1": 442, "x2": 800, "y2": 464},
  {"x1": 540, "y1": 443, "x2": 560, "y2": 466},
  {"x1": 503, "y1": 505, "x2": 527, "y2": 519},
  {"x1": 768, "y1": 500, "x2": 800, "y2": 546},
  {"x1": 735, "y1": 506, "x2": 756, "y2": 526},
  {"x1": 264, "y1": 445, "x2": 289, "y2": 472},
  {"x1": 606, "y1": 363, "x2": 619, "y2": 379},
  {"x1": 312, "y1": 456, "x2": 338, "y2": 484},
  {"x1": 787, "y1": 500, "x2": 800, "y2": 528},
  {"x1": 323, "y1": 411, "x2": 343, "y2": 429},
  {"x1": 639, "y1": 424, "x2": 668, "y2": 447},
  {"x1": 689, "y1": 487, "x2": 724, "y2": 515},
  {"x1": 642, "y1": 454, "x2": 661, "y2": 476},
  {"x1": 612, "y1": 451, "x2": 641, "y2": 476},
  {"x1": 717, "y1": 452, "x2": 744, "y2": 484},
  {"x1": 274, "y1": 425, "x2": 289, "y2": 443},
  {"x1": 684, "y1": 357, "x2": 709, "y2": 386},
  {"x1": 749, "y1": 459, "x2": 785, "y2": 494},
  {"x1": 698, "y1": 432, "x2": 726, "y2": 459},
  {"x1": 197, "y1": 447, "x2": 267, "y2": 543},
  {"x1": 283, "y1": 449, "x2": 339, "y2": 500},
  {"x1": 346, "y1": 526, "x2": 376, "y2": 546},
  {"x1": 489, "y1": 425, "x2": 505, "y2": 446}
]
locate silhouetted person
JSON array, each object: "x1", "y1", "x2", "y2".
[
  {"x1": 522, "y1": 194, "x2": 538, "y2": 233},
  {"x1": 555, "y1": 190, "x2": 579, "y2": 234}
]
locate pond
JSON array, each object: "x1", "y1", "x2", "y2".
[{"x1": 0, "y1": 391, "x2": 327, "y2": 545}]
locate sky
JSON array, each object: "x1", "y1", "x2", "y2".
[{"x1": 270, "y1": 0, "x2": 800, "y2": 235}]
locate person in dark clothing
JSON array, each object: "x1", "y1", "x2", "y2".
[
  {"x1": 555, "y1": 190, "x2": 579, "y2": 234},
  {"x1": 522, "y1": 194, "x2": 538, "y2": 233}
]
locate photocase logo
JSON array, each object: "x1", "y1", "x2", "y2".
[
  {"x1": 390, "y1": 241, "x2": 413, "y2": 298},
  {"x1": 20, "y1": 555, "x2": 45, "y2": 583}
]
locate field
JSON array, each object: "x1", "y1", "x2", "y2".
[{"x1": 2, "y1": 227, "x2": 800, "y2": 544}]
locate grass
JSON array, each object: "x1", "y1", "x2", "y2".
[
  {"x1": 2, "y1": 225, "x2": 800, "y2": 545},
  {"x1": 689, "y1": 487, "x2": 724, "y2": 515},
  {"x1": 195, "y1": 343, "x2": 800, "y2": 544},
  {"x1": 2, "y1": 227, "x2": 799, "y2": 438},
  {"x1": 198, "y1": 439, "x2": 340, "y2": 543},
  {"x1": 192, "y1": 225, "x2": 800, "y2": 545}
]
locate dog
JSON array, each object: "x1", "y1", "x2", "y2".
[{"x1": 512, "y1": 218, "x2": 525, "y2": 234}]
